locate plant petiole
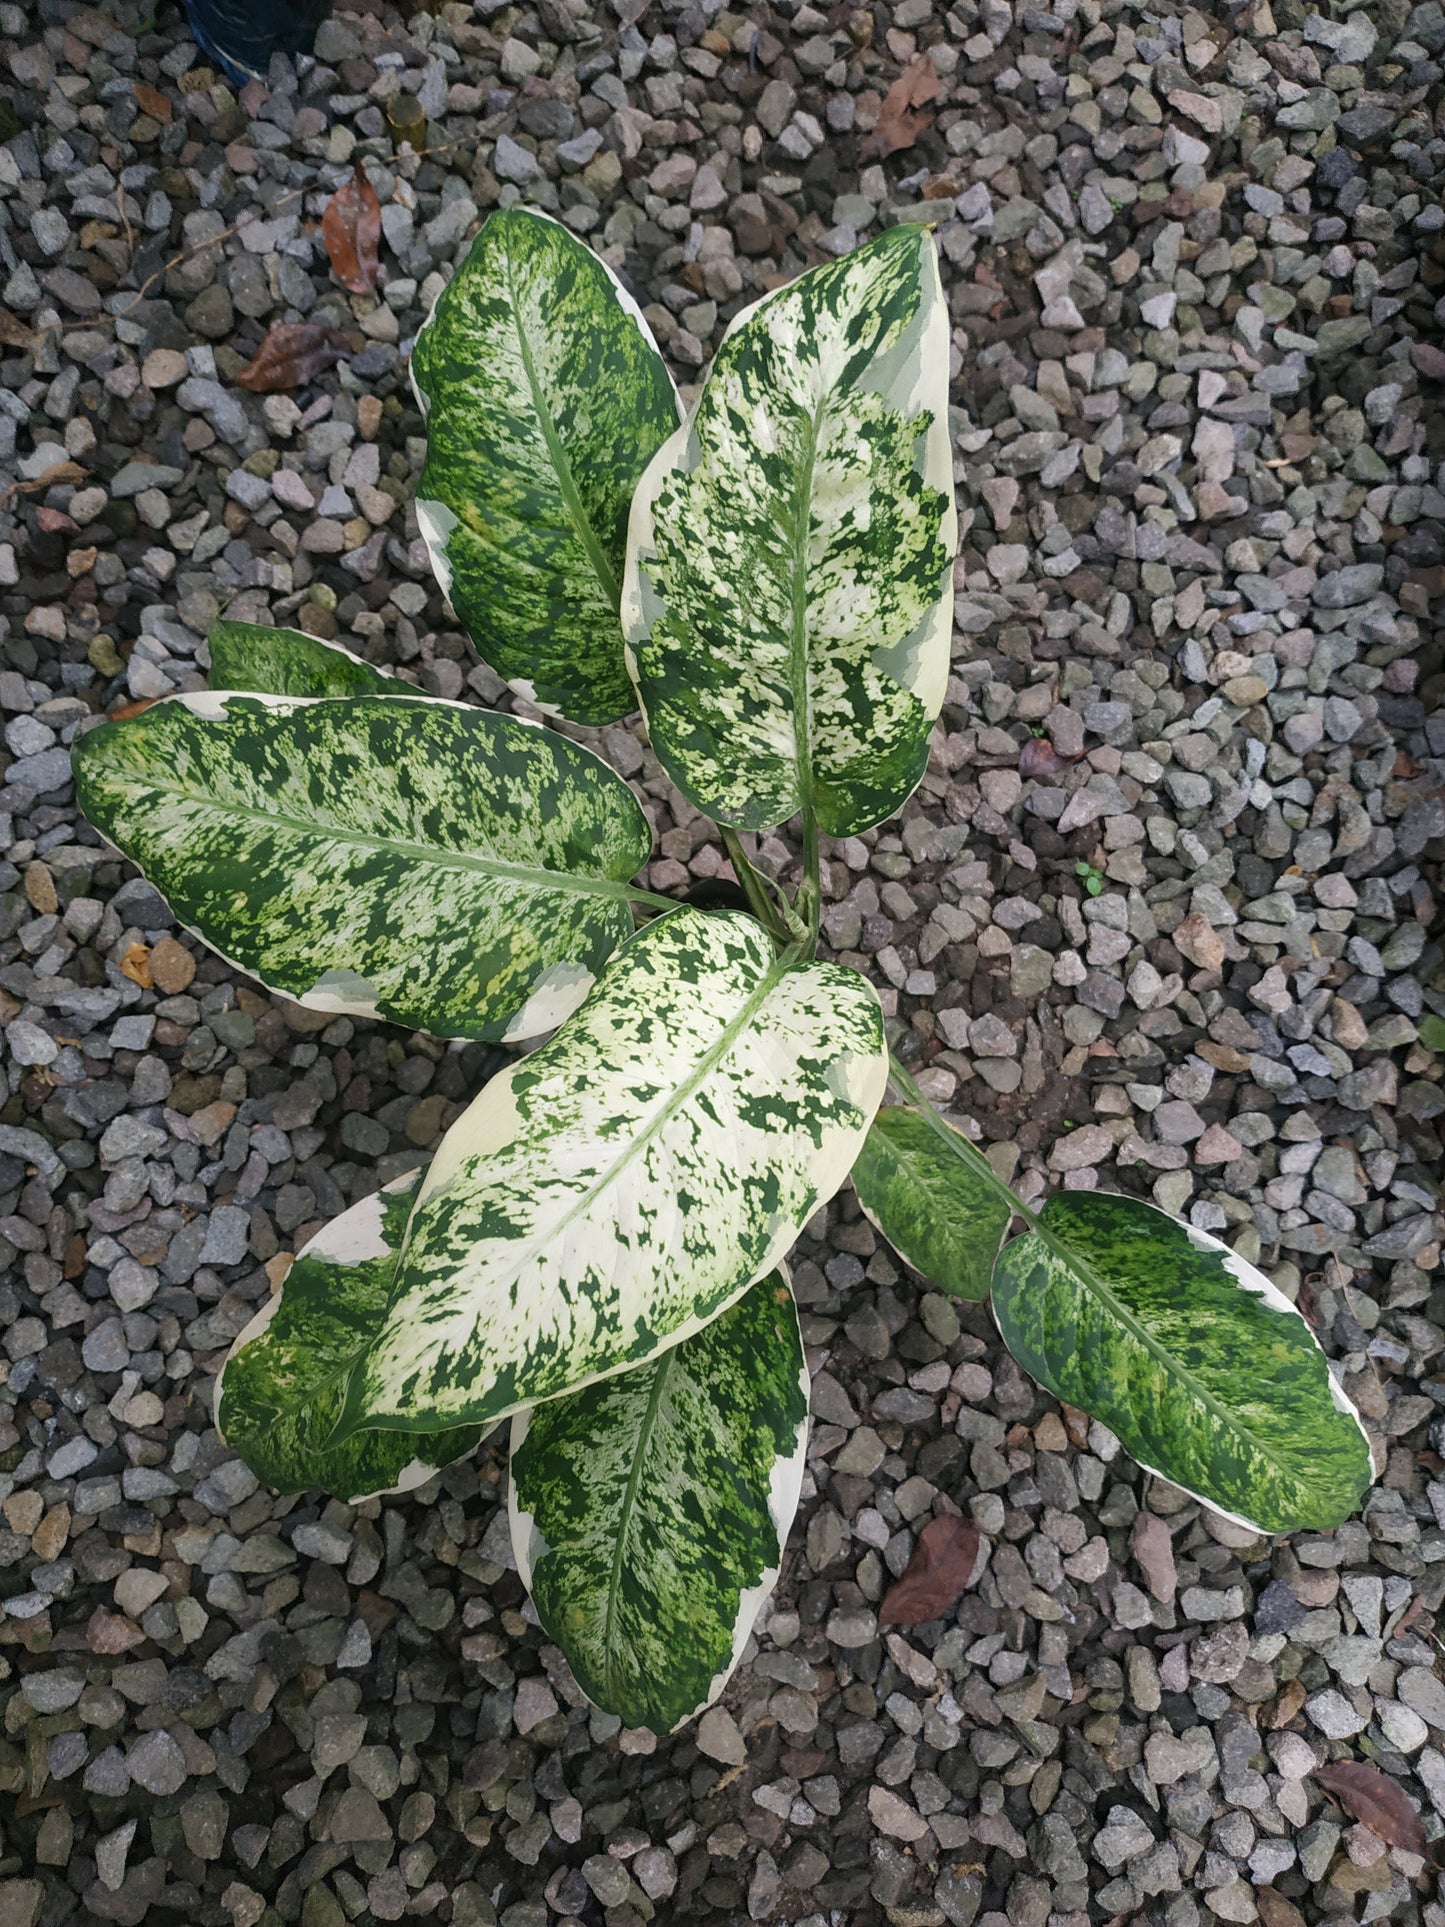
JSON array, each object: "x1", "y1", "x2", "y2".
[
  {"x1": 884, "y1": 1049, "x2": 1041, "y2": 1233},
  {"x1": 721, "y1": 825, "x2": 809, "y2": 948}
]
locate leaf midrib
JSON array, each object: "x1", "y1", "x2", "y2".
[
  {"x1": 116, "y1": 775, "x2": 646, "y2": 907},
  {"x1": 506, "y1": 241, "x2": 622, "y2": 612},
  {"x1": 786, "y1": 405, "x2": 823, "y2": 823},
  {"x1": 600, "y1": 1344, "x2": 677, "y2": 1703}
]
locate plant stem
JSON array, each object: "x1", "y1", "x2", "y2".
[
  {"x1": 626, "y1": 883, "x2": 694, "y2": 916},
  {"x1": 796, "y1": 806, "x2": 822, "y2": 957},
  {"x1": 884, "y1": 1048, "x2": 1042, "y2": 1232},
  {"x1": 721, "y1": 825, "x2": 811, "y2": 947}
]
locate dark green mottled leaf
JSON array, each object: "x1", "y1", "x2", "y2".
[
  {"x1": 216, "y1": 1168, "x2": 482, "y2": 1502},
  {"x1": 207, "y1": 619, "x2": 404, "y2": 698},
  {"x1": 851, "y1": 1104, "x2": 1012, "y2": 1300},
  {"x1": 510, "y1": 1269, "x2": 808, "y2": 1732},
  {"x1": 412, "y1": 207, "x2": 681, "y2": 724},
  {"x1": 992, "y1": 1192, "x2": 1374, "y2": 1534},
  {"x1": 623, "y1": 225, "x2": 956, "y2": 837},
  {"x1": 72, "y1": 691, "x2": 652, "y2": 1041},
  {"x1": 332, "y1": 907, "x2": 886, "y2": 1441}
]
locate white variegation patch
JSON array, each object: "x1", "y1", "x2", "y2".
[
  {"x1": 500, "y1": 960, "x2": 596, "y2": 1042},
  {"x1": 176, "y1": 689, "x2": 236, "y2": 721},
  {"x1": 304, "y1": 967, "x2": 384, "y2": 1018},
  {"x1": 415, "y1": 498, "x2": 459, "y2": 601}
]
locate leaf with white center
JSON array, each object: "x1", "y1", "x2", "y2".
[
  {"x1": 207, "y1": 620, "x2": 406, "y2": 698},
  {"x1": 510, "y1": 1267, "x2": 809, "y2": 1733},
  {"x1": 216, "y1": 1169, "x2": 483, "y2": 1503},
  {"x1": 412, "y1": 207, "x2": 682, "y2": 725},
  {"x1": 72, "y1": 691, "x2": 652, "y2": 1041},
  {"x1": 622, "y1": 225, "x2": 955, "y2": 838},
  {"x1": 332, "y1": 906, "x2": 886, "y2": 1439},
  {"x1": 991, "y1": 1193, "x2": 1374, "y2": 1534},
  {"x1": 852, "y1": 1104, "x2": 1012, "y2": 1301}
]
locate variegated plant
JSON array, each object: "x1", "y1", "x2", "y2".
[{"x1": 75, "y1": 209, "x2": 1375, "y2": 1737}]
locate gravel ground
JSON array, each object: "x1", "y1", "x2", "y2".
[{"x1": 1, "y1": 0, "x2": 1444, "y2": 1923}]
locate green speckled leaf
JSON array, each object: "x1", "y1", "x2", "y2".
[
  {"x1": 216, "y1": 1168, "x2": 483, "y2": 1502},
  {"x1": 852, "y1": 1104, "x2": 1011, "y2": 1301},
  {"x1": 72, "y1": 691, "x2": 652, "y2": 1041},
  {"x1": 412, "y1": 206, "x2": 681, "y2": 725},
  {"x1": 992, "y1": 1193, "x2": 1374, "y2": 1534},
  {"x1": 623, "y1": 225, "x2": 956, "y2": 838},
  {"x1": 510, "y1": 1268, "x2": 809, "y2": 1732},
  {"x1": 207, "y1": 620, "x2": 405, "y2": 698},
  {"x1": 332, "y1": 906, "x2": 886, "y2": 1440}
]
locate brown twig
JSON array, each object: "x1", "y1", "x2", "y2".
[{"x1": 115, "y1": 178, "x2": 135, "y2": 271}]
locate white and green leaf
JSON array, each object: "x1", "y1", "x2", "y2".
[
  {"x1": 412, "y1": 206, "x2": 682, "y2": 725},
  {"x1": 992, "y1": 1193, "x2": 1375, "y2": 1535},
  {"x1": 207, "y1": 620, "x2": 405, "y2": 699},
  {"x1": 852, "y1": 1103, "x2": 1012, "y2": 1301},
  {"x1": 622, "y1": 224, "x2": 956, "y2": 838},
  {"x1": 331, "y1": 906, "x2": 886, "y2": 1440},
  {"x1": 510, "y1": 1267, "x2": 809, "y2": 1733},
  {"x1": 215, "y1": 1168, "x2": 483, "y2": 1503},
  {"x1": 72, "y1": 691, "x2": 653, "y2": 1042}
]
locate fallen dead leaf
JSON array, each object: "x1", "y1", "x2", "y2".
[
  {"x1": 108, "y1": 698, "x2": 157, "y2": 721},
  {"x1": 1019, "y1": 735, "x2": 1084, "y2": 780},
  {"x1": 1314, "y1": 1762, "x2": 1427, "y2": 1855},
  {"x1": 120, "y1": 942, "x2": 153, "y2": 990},
  {"x1": 860, "y1": 53, "x2": 940, "y2": 161},
  {"x1": 234, "y1": 321, "x2": 354, "y2": 393},
  {"x1": 322, "y1": 161, "x2": 382, "y2": 296},
  {"x1": 879, "y1": 1514, "x2": 982, "y2": 1627},
  {"x1": 0, "y1": 460, "x2": 88, "y2": 507}
]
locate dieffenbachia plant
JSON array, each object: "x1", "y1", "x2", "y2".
[{"x1": 74, "y1": 208, "x2": 1374, "y2": 1734}]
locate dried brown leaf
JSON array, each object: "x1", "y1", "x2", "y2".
[
  {"x1": 119, "y1": 942, "x2": 153, "y2": 990},
  {"x1": 860, "y1": 53, "x2": 940, "y2": 160},
  {"x1": 0, "y1": 460, "x2": 88, "y2": 507},
  {"x1": 879, "y1": 1515, "x2": 981, "y2": 1627},
  {"x1": 234, "y1": 322, "x2": 353, "y2": 394},
  {"x1": 322, "y1": 161, "x2": 382, "y2": 296},
  {"x1": 0, "y1": 308, "x2": 34, "y2": 349},
  {"x1": 1019, "y1": 735, "x2": 1084, "y2": 780},
  {"x1": 1313, "y1": 1763, "x2": 1427, "y2": 1855}
]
